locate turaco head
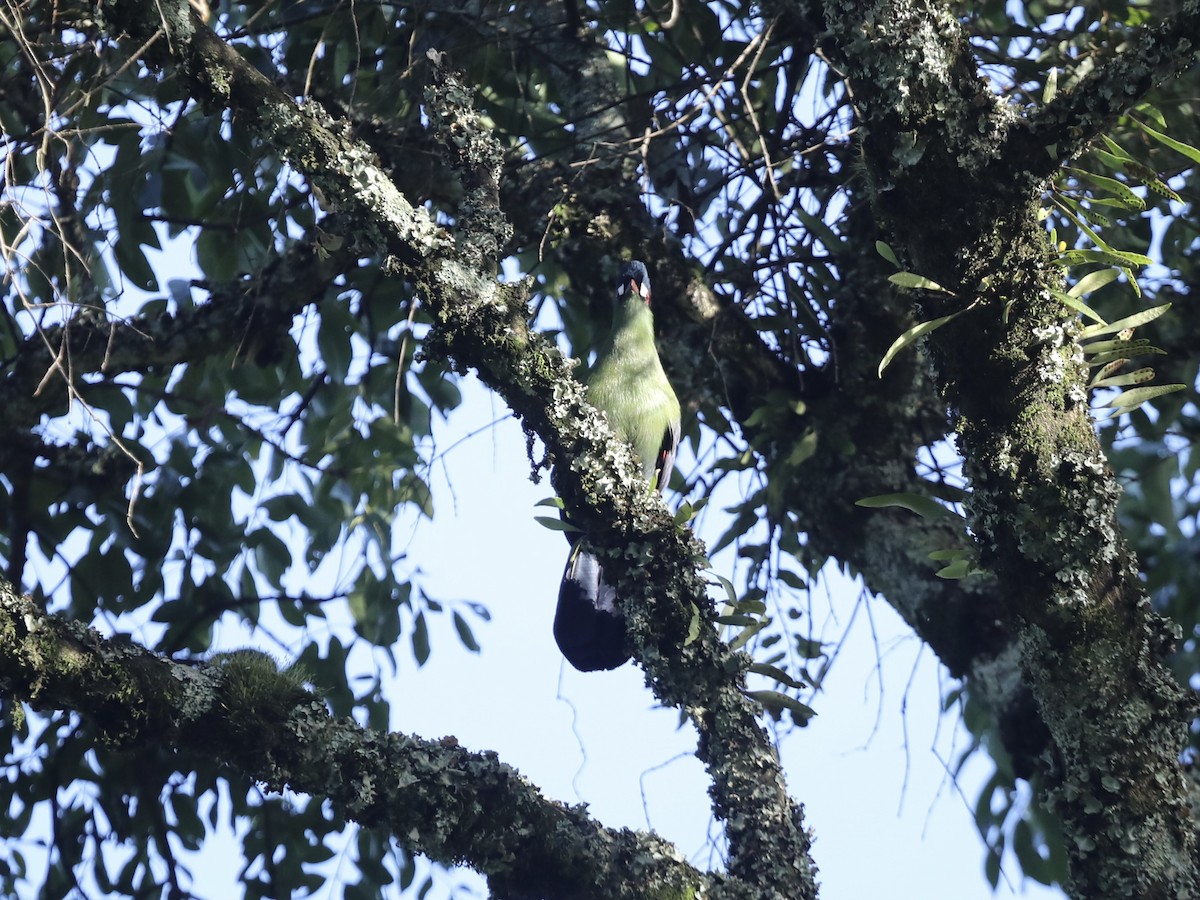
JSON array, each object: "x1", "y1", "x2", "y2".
[{"x1": 616, "y1": 260, "x2": 651, "y2": 305}]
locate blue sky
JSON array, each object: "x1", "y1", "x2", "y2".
[{"x1": 347, "y1": 370, "x2": 1066, "y2": 900}]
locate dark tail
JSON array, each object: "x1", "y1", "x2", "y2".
[{"x1": 554, "y1": 547, "x2": 630, "y2": 671}]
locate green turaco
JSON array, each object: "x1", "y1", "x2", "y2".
[{"x1": 555, "y1": 260, "x2": 681, "y2": 671}]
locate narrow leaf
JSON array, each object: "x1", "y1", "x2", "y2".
[
  {"x1": 795, "y1": 208, "x2": 846, "y2": 255},
  {"x1": 745, "y1": 690, "x2": 817, "y2": 723},
  {"x1": 1082, "y1": 338, "x2": 1155, "y2": 357},
  {"x1": 1067, "y1": 268, "x2": 1119, "y2": 299},
  {"x1": 1130, "y1": 120, "x2": 1200, "y2": 165},
  {"x1": 1051, "y1": 291, "x2": 1107, "y2": 325},
  {"x1": 1089, "y1": 358, "x2": 1130, "y2": 382},
  {"x1": 1080, "y1": 303, "x2": 1170, "y2": 339},
  {"x1": 1101, "y1": 136, "x2": 1135, "y2": 164},
  {"x1": 1066, "y1": 168, "x2": 1145, "y2": 209},
  {"x1": 749, "y1": 662, "x2": 812, "y2": 691},
  {"x1": 685, "y1": 603, "x2": 702, "y2": 645},
  {"x1": 533, "y1": 516, "x2": 581, "y2": 532},
  {"x1": 729, "y1": 617, "x2": 769, "y2": 652},
  {"x1": 411, "y1": 611, "x2": 430, "y2": 666},
  {"x1": 1042, "y1": 67, "x2": 1057, "y2": 104},
  {"x1": 856, "y1": 492, "x2": 957, "y2": 519},
  {"x1": 1083, "y1": 195, "x2": 1149, "y2": 212},
  {"x1": 928, "y1": 548, "x2": 972, "y2": 562},
  {"x1": 1144, "y1": 178, "x2": 1182, "y2": 203},
  {"x1": 709, "y1": 572, "x2": 738, "y2": 604},
  {"x1": 1057, "y1": 249, "x2": 1153, "y2": 269},
  {"x1": 878, "y1": 310, "x2": 964, "y2": 377},
  {"x1": 715, "y1": 614, "x2": 759, "y2": 627},
  {"x1": 1091, "y1": 148, "x2": 1128, "y2": 171},
  {"x1": 888, "y1": 271, "x2": 954, "y2": 294},
  {"x1": 673, "y1": 501, "x2": 696, "y2": 525},
  {"x1": 1104, "y1": 383, "x2": 1186, "y2": 410},
  {"x1": 452, "y1": 612, "x2": 481, "y2": 653},
  {"x1": 1132, "y1": 102, "x2": 1167, "y2": 129},
  {"x1": 1089, "y1": 367, "x2": 1155, "y2": 389}
]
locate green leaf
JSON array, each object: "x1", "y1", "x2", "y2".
[
  {"x1": 1130, "y1": 119, "x2": 1200, "y2": 165},
  {"x1": 856, "y1": 492, "x2": 957, "y2": 519},
  {"x1": 1089, "y1": 367, "x2": 1155, "y2": 389},
  {"x1": 928, "y1": 548, "x2": 972, "y2": 562},
  {"x1": 411, "y1": 611, "x2": 430, "y2": 666},
  {"x1": 875, "y1": 240, "x2": 900, "y2": 268},
  {"x1": 533, "y1": 516, "x2": 580, "y2": 532},
  {"x1": 1087, "y1": 344, "x2": 1164, "y2": 367},
  {"x1": 748, "y1": 662, "x2": 811, "y2": 690},
  {"x1": 1082, "y1": 337, "x2": 1156, "y2": 357},
  {"x1": 795, "y1": 207, "x2": 846, "y2": 256},
  {"x1": 114, "y1": 238, "x2": 158, "y2": 291},
  {"x1": 745, "y1": 690, "x2": 817, "y2": 723},
  {"x1": 1051, "y1": 290, "x2": 1106, "y2": 325},
  {"x1": 1103, "y1": 383, "x2": 1186, "y2": 411},
  {"x1": 1057, "y1": 249, "x2": 1153, "y2": 269},
  {"x1": 935, "y1": 558, "x2": 975, "y2": 579},
  {"x1": 1042, "y1": 67, "x2": 1057, "y2": 104},
  {"x1": 715, "y1": 614, "x2": 759, "y2": 627},
  {"x1": 684, "y1": 603, "x2": 702, "y2": 645},
  {"x1": 1080, "y1": 303, "x2": 1170, "y2": 339},
  {"x1": 733, "y1": 595, "x2": 767, "y2": 616},
  {"x1": 1100, "y1": 136, "x2": 1135, "y2": 164},
  {"x1": 317, "y1": 300, "x2": 358, "y2": 384},
  {"x1": 709, "y1": 572, "x2": 738, "y2": 604},
  {"x1": 728, "y1": 616, "x2": 769, "y2": 652},
  {"x1": 1065, "y1": 168, "x2": 1145, "y2": 210},
  {"x1": 452, "y1": 611, "x2": 480, "y2": 653},
  {"x1": 1143, "y1": 178, "x2": 1183, "y2": 203},
  {"x1": 787, "y1": 430, "x2": 818, "y2": 468},
  {"x1": 877, "y1": 309, "x2": 965, "y2": 377},
  {"x1": 534, "y1": 496, "x2": 565, "y2": 508},
  {"x1": 777, "y1": 569, "x2": 807, "y2": 590},
  {"x1": 888, "y1": 271, "x2": 954, "y2": 293},
  {"x1": 1091, "y1": 148, "x2": 1128, "y2": 171},
  {"x1": 1067, "y1": 267, "x2": 1119, "y2": 299}
]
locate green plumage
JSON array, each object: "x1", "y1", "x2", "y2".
[
  {"x1": 555, "y1": 260, "x2": 680, "y2": 672},
  {"x1": 586, "y1": 292, "x2": 681, "y2": 487}
]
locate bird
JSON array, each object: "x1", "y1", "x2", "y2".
[{"x1": 554, "y1": 260, "x2": 681, "y2": 671}]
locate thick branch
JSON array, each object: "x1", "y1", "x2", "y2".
[
  {"x1": 479, "y1": 0, "x2": 1046, "y2": 771},
  {"x1": 814, "y1": 0, "x2": 1200, "y2": 895},
  {"x1": 0, "y1": 581, "x2": 709, "y2": 900},
  {"x1": 80, "y1": 1, "x2": 819, "y2": 894},
  {"x1": 1009, "y1": 0, "x2": 1200, "y2": 177}
]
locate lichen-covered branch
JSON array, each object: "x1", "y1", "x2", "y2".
[
  {"x1": 67, "y1": 0, "x2": 820, "y2": 893},
  {"x1": 483, "y1": 2, "x2": 1048, "y2": 772},
  {"x1": 0, "y1": 581, "x2": 711, "y2": 900},
  {"x1": 1010, "y1": 0, "x2": 1200, "y2": 176},
  {"x1": 811, "y1": 0, "x2": 1200, "y2": 895}
]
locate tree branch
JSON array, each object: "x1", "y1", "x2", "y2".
[
  {"x1": 811, "y1": 0, "x2": 1200, "y2": 894},
  {"x1": 0, "y1": 230, "x2": 353, "y2": 428},
  {"x1": 0, "y1": 581, "x2": 709, "y2": 900},
  {"x1": 1008, "y1": 0, "x2": 1200, "y2": 178},
  {"x1": 67, "y1": 0, "x2": 820, "y2": 893}
]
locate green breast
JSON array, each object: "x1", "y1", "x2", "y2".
[{"x1": 586, "y1": 299, "x2": 680, "y2": 480}]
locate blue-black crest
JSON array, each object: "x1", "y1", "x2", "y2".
[{"x1": 617, "y1": 260, "x2": 650, "y2": 300}]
